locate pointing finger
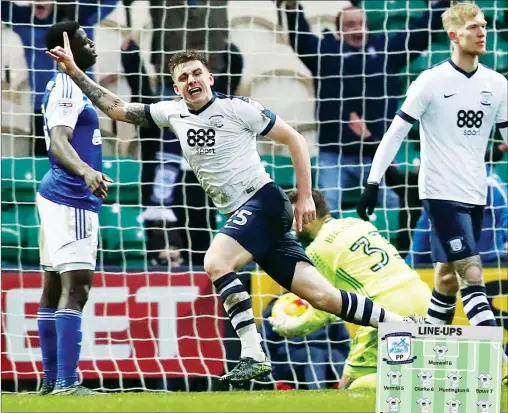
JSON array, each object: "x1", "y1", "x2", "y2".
[
  {"x1": 296, "y1": 211, "x2": 303, "y2": 232},
  {"x1": 63, "y1": 31, "x2": 70, "y2": 51}
]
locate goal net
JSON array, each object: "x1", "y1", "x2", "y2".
[{"x1": 1, "y1": 0, "x2": 507, "y2": 392}]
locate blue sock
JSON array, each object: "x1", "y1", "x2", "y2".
[
  {"x1": 426, "y1": 289, "x2": 457, "y2": 325},
  {"x1": 37, "y1": 308, "x2": 57, "y2": 384},
  {"x1": 55, "y1": 309, "x2": 83, "y2": 388}
]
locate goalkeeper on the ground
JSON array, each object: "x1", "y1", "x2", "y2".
[{"x1": 269, "y1": 190, "x2": 431, "y2": 389}]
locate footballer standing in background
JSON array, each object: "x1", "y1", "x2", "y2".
[
  {"x1": 37, "y1": 21, "x2": 111, "y2": 395},
  {"x1": 46, "y1": 32, "x2": 424, "y2": 383},
  {"x1": 356, "y1": 2, "x2": 508, "y2": 381},
  {"x1": 270, "y1": 190, "x2": 431, "y2": 389}
]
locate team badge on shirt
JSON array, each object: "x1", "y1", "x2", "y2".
[
  {"x1": 480, "y1": 90, "x2": 493, "y2": 107},
  {"x1": 209, "y1": 115, "x2": 224, "y2": 128}
]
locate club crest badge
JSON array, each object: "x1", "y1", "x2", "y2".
[
  {"x1": 382, "y1": 332, "x2": 417, "y2": 365},
  {"x1": 209, "y1": 115, "x2": 224, "y2": 128},
  {"x1": 480, "y1": 90, "x2": 492, "y2": 107}
]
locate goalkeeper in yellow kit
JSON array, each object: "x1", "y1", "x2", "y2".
[{"x1": 269, "y1": 190, "x2": 431, "y2": 388}]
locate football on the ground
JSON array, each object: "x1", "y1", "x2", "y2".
[{"x1": 271, "y1": 293, "x2": 311, "y2": 319}]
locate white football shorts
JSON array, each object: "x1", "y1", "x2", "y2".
[{"x1": 36, "y1": 193, "x2": 99, "y2": 273}]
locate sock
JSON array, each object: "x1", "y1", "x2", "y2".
[
  {"x1": 213, "y1": 272, "x2": 264, "y2": 362},
  {"x1": 338, "y1": 290, "x2": 405, "y2": 327},
  {"x1": 461, "y1": 285, "x2": 497, "y2": 326},
  {"x1": 37, "y1": 308, "x2": 57, "y2": 385},
  {"x1": 55, "y1": 309, "x2": 83, "y2": 388},
  {"x1": 426, "y1": 289, "x2": 457, "y2": 325}
]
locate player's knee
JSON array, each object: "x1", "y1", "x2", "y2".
[
  {"x1": 306, "y1": 289, "x2": 335, "y2": 313},
  {"x1": 60, "y1": 278, "x2": 92, "y2": 311},
  {"x1": 461, "y1": 268, "x2": 483, "y2": 285},
  {"x1": 67, "y1": 284, "x2": 90, "y2": 310},
  {"x1": 437, "y1": 272, "x2": 459, "y2": 295},
  {"x1": 454, "y1": 256, "x2": 484, "y2": 286},
  {"x1": 203, "y1": 253, "x2": 233, "y2": 281}
]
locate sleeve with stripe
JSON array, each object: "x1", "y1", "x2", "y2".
[
  {"x1": 367, "y1": 72, "x2": 431, "y2": 184},
  {"x1": 495, "y1": 77, "x2": 508, "y2": 144},
  {"x1": 145, "y1": 101, "x2": 176, "y2": 128},
  {"x1": 46, "y1": 74, "x2": 85, "y2": 130},
  {"x1": 232, "y1": 97, "x2": 276, "y2": 136}
]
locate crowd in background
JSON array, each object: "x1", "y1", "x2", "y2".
[
  {"x1": 2, "y1": 0, "x2": 507, "y2": 391},
  {"x1": 2, "y1": 0, "x2": 506, "y2": 268}
]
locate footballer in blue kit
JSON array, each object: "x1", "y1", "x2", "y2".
[
  {"x1": 37, "y1": 21, "x2": 111, "y2": 395},
  {"x1": 48, "y1": 33, "x2": 423, "y2": 383}
]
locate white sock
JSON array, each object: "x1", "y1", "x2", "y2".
[{"x1": 238, "y1": 327, "x2": 265, "y2": 362}]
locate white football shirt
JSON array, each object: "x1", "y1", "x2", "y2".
[
  {"x1": 433, "y1": 345, "x2": 448, "y2": 360},
  {"x1": 447, "y1": 399, "x2": 461, "y2": 413},
  {"x1": 477, "y1": 400, "x2": 492, "y2": 413},
  {"x1": 387, "y1": 370, "x2": 402, "y2": 385},
  {"x1": 147, "y1": 94, "x2": 276, "y2": 214},
  {"x1": 417, "y1": 371, "x2": 432, "y2": 385},
  {"x1": 416, "y1": 398, "x2": 431, "y2": 412},
  {"x1": 386, "y1": 397, "x2": 401, "y2": 412},
  {"x1": 478, "y1": 373, "x2": 492, "y2": 388},
  {"x1": 447, "y1": 371, "x2": 462, "y2": 388},
  {"x1": 398, "y1": 60, "x2": 507, "y2": 204}
]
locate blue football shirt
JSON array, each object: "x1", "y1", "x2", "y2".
[{"x1": 38, "y1": 73, "x2": 103, "y2": 212}]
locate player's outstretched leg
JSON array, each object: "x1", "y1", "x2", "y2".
[
  {"x1": 51, "y1": 269, "x2": 103, "y2": 395},
  {"x1": 290, "y1": 262, "x2": 422, "y2": 328},
  {"x1": 204, "y1": 234, "x2": 271, "y2": 383},
  {"x1": 426, "y1": 263, "x2": 459, "y2": 325},
  {"x1": 38, "y1": 270, "x2": 62, "y2": 395}
]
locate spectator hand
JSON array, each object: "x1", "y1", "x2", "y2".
[
  {"x1": 499, "y1": 143, "x2": 508, "y2": 153},
  {"x1": 84, "y1": 168, "x2": 113, "y2": 200},
  {"x1": 356, "y1": 183, "x2": 379, "y2": 221},
  {"x1": 348, "y1": 112, "x2": 372, "y2": 140},
  {"x1": 46, "y1": 32, "x2": 80, "y2": 76},
  {"x1": 294, "y1": 192, "x2": 316, "y2": 232}
]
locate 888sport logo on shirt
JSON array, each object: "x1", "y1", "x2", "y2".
[
  {"x1": 456, "y1": 109, "x2": 484, "y2": 136},
  {"x1": 186, "y1": 128, "x2": 216, "y2": 154}
]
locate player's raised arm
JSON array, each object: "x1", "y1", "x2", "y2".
[
  {"x1": 46, "y1": 32, "x2": 150, "y2": 126},
  {"x1": 264, "y1": 117, "x2": 316, "y2": 230},
  {"x1": 356, "y1": 72, "x2": 431, "y2": 220}
]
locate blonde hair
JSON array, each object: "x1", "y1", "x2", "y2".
[{"x1": 441, "y1": 2, "x2": 483, "y2": 32}]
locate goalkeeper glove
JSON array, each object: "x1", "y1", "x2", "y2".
[
  {"x1": 268, "y1": 309, "x2": 337, "y2": 338},
  {"x1": 356, "y1": 182, "x2": 379, "y2": 221}
]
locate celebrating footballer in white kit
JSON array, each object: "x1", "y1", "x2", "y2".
[
  {"x1": 48, "y1": 35, "x2": 424, "y2": 383},
  {"x1": 357, "y1": 2, "x2": 507, "y2": 337}
]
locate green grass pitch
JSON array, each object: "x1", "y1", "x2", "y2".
[
  {"x1": 2, "y1": 389, "x2": 374, "y2": 412},
  {"x1": 2, "y1": 388, "x2": 507, "y2": 412}
]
